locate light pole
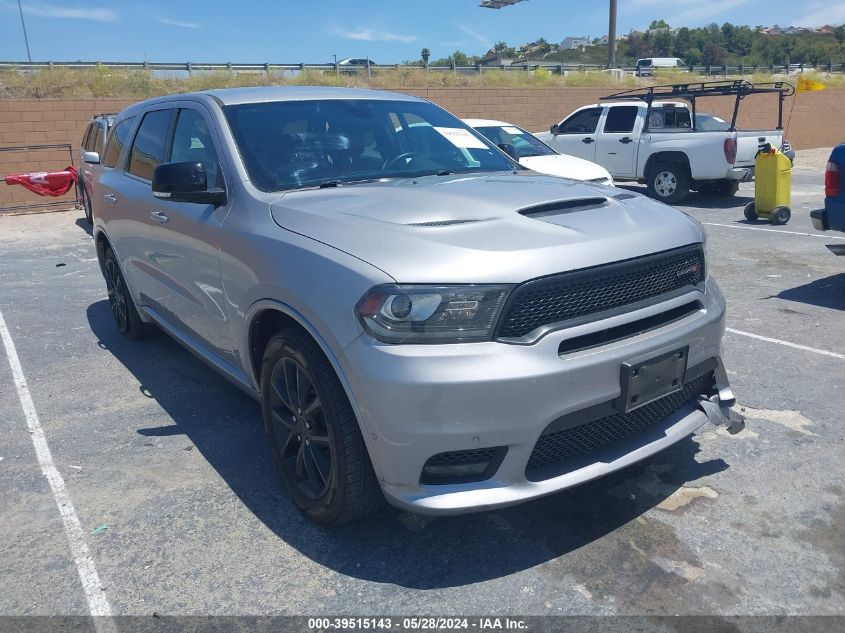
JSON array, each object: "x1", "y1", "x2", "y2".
[
  {"x1": 17, "y1": 0, "x2": 32, "y2": 62},
  {"x1": 607, "y1": 0, "x2": 617, "y2": 68}
]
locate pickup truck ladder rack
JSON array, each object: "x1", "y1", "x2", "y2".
[{"x1": 600, "y1": 80, "x2": 795, "y2": 131}]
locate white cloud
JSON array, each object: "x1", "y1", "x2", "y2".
[
  {"x1": 330, "y1": 26, "x2": 416, "y2": 43},
  {"x1": 14, "y1": 2, "x2": 117, "y2": 22},
  {"x1": 157, "y1": 18, "x2": 202, "y2": 29},
  {"x1": 623, "y1": 0, "x2": 751, "y2": 26},
  {"x1": 793, "y1": 4, "x2": 845, "y2": 28},
  {"x1": 672, "y1": 0, "x2": 751, "y2": 24},
  {"x1": 456, "y1": 24, "x2": 492, "y2": 49}
]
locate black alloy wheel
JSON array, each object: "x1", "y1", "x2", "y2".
[
  {"x1": 267, "y1": 353, "x2": 334, "y2": 501},
  {"x1": 105, "y1": 257, "x2": 129, "y2": 333}
]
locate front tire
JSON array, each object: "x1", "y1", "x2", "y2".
[
  {"x1": 103, "y1": 247, "x2": 147, "y2": 339},
  {"x1": 260, "y1": 328, "x2": 383, "y2": 525},
  {"x1": 646, "y1": 162, "x2": 690, "y2": 204}
]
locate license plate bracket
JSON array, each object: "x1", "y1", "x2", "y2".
[{"x1": 618, "y1": 347, "x2": 688, "y2": 413}]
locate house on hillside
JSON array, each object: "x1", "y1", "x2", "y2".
[
  {"x1": 815, "y1": 25, "x2": 836, "y2": 34},
  {"x1": 596, "y1": 33, "x2": 626, "y2": 45},
  {"x1": 561, "y1": 36, "x2": 590, "y2": 50}
]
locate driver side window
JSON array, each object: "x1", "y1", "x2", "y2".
[
  {"x1": 559, "y1": 108, "x2": 602, "y2": 135},
  {"x1": 168, "y1": 109, "x2": 222, "y2": 188}
]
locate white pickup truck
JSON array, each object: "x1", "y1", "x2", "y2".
[{"x1": 536, "y1": 81, "x2": 792, "y2": 203}]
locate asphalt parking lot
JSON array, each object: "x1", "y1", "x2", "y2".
[{"x1": 1, "y1": 158, "x2": 843, "y2": 620}]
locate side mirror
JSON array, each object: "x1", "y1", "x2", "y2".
[
  {"x1": 152, "y1": 162, "x2": 226, "y2": 205},
  {"x1": 550, "y1": 123, "x2": 560, "y2": 136},
  {"x1": 497, "y1": 143, "x2": 520, "y2": 160},
  {"x1": 82, "y1": 151, "x2": 100, "y2": 164}
]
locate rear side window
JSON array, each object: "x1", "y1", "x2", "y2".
[
  {"x1": 102, "y1": 117, "x2": 136, "y2": 168},
  {"x1": 93, "y1": 125, "x2": 105, "y2": 156},
  {"x1": 603, "y1": 106, "x2": 639, "y2": 133},
  {"x1": 648, "y1": 107, "x2": 692, "y2": 129},
  {"x1": 82, "y1": 124, "x2": 94, "y2": 151},
  {"x1": 128, "y1": 109, "x2": 174, "y2": 181},
  {"x1": 560, "y1": 108, "x2": 602, "y2": 134}
]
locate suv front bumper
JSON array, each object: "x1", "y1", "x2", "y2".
[{"x1": 340, "y1": 277, "x2": 734, "y2": 515}]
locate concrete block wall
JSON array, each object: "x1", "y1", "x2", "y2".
[{"x1": 1, "y1": 88, "x2": 841, "y2": 209}]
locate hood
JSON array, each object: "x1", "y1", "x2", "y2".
[
  {"x1": 519, "y1": 154, "x2": 612, "y2": 182},
  {"x1": 269, "y1": 172, "x2": 704, "y2": 283}
]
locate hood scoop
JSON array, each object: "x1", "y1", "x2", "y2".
[
  {"x1": 519, "y1": 197, "x2": 608, "y2": 218},
  {"x1": 405, "y1": 218, "x2": 488, "y2": 227},
  {"x1": 613, "y1": 192, "x2": 638, "y2": 200}
]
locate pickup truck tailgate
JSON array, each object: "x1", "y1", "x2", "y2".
[{"x1": 735, "y1": 130, "x2": 784, "y2": 167}]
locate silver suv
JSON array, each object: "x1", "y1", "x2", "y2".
[{"x1": 92, "y1": 87, "x2": 743, "y2": 525}]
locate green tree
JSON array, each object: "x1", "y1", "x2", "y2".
[
  {"x1": 652, "y1": 30, "x2": 674, "y2": 56},
  {"x1": 649, "y1": 19, "x2": 670, "y2": 30},
  {"x1": 452, "y1": 50, "x2": 470, "y2": 66},
  {"x1": 673, "y1": 27, "x2": 691, "y2": 60},
  {"x1": 420, "y1": 48, "x2": 430, "y2": 66},
  {"x1": 703, "y1": 41, "x2": 726, "y2": 65}
]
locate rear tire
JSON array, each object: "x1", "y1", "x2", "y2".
[
  {"x1": 743, "y1": 202, "x2": 758, "y2": 221},
  {"x1": 82, "y1": 188, "x2": 93, "y2": 224},
  {"x1": 771, "y1": 206, "x2": 791, "y2": 225},
  {"x1": 103, "y1": 247, "x2": 148, "y2": 339},
  {"x1": 646, "y1": 162, "x2": 690, "y2": 204},
  {"x1": 715, "y1": 180, "x2": 740, "y2": 197},
  {"x1": 260, "y1": 328, "x2": 384, "y2": 525}
]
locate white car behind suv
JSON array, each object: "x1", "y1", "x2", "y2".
[{"x1": 464, "y1": 119, "x2": 613, "y2": 185}]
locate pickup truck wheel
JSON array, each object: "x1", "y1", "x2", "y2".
[
  {"x1": 260, "y1": 328, "x2": 384, "y2": 525},
  {"x1": 647, "y1": 162, "x2": 690, "y2": 204},
  {"x1": 102, "y1": 247, "x2": 148, "y2": 339}
]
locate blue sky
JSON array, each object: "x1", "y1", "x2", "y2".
[{"x1": 1, "y1": 0, "x2": 842, "y2": 63}]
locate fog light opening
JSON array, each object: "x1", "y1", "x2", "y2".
[{"x1": 420, "y1": 447, "x2": 507, "y2": 485}]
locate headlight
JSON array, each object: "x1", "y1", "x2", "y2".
[{"x1": 355, "y1": 284, "x2": 512, "y2": 344}]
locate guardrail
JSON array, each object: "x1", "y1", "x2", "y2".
[{"x1": 1, "y1": 60, "x2": 843, "y2": 76}]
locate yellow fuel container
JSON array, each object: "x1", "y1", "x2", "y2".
[{"x1": 744, "y1": 148, "x2": 792, "y2": 224}]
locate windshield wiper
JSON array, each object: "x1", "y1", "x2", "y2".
[{"x1": 435, "y1": 169, "x2": 455, "y2": 176}]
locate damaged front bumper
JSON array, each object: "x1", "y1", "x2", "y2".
[{"x1": 698, "y1": 361, "x2": 746, "y2": 435}]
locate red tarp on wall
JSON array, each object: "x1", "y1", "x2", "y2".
[{"x1": 4, "y1": 167, "x2": 78, "y2": 197}]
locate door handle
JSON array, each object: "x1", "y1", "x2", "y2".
[
  {"x1": 582, "y1": 137, "x2": 595, "y2": 144},
  {"x1": 103, "y1": 193, "x2": 117, "y2": 204},
  {"x1": 150, "y1": 211, "x2": 169, "y2": 224},
  {"x1": 619, "y1": 137, "x2": 634, "y2": 144}
]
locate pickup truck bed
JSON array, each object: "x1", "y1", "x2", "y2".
[{"x1": 537, "y1": 99, "x2": 783, "y2": 204}]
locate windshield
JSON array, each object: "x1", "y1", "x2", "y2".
[
  {"x1": 223, "y1": 99, "x2": 515, "y2": 192},
  {"x1": 474, "y1": 125, "x2": 556, "y2": 158}
]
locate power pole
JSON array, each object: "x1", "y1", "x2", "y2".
[
  {"x1": 17, "y1": 0, "x2": 32, "y2": 62},
  {"x1": 607, "y1": 0, "x2": 617, "y2": 68}
]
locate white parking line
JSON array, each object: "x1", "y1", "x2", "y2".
[
  {"x1": 727, "y1": 327, "x2": 845, "y2": 360},
  {"x1": 702, "y1": 222, "x2": 845, "y2": 240},
  {"x1": 0, "y1": 308, "x2": 116, "y2": 630}
]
